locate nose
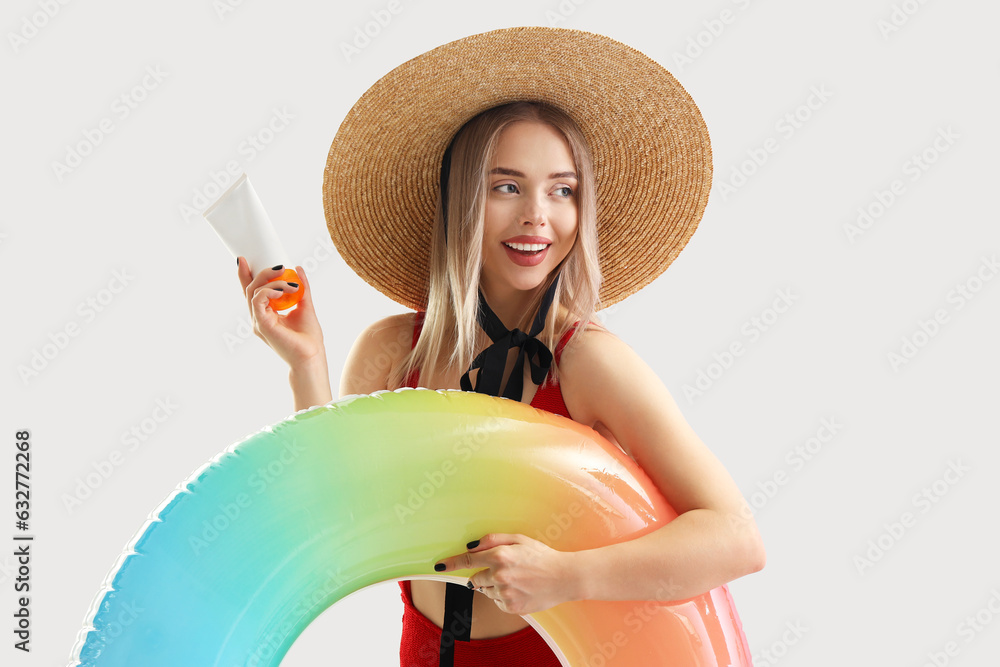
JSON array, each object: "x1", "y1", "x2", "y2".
[{"x1": 518, "y1": 191, "x2": 547, "y2": 227}]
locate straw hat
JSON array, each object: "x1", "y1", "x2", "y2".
[{"x1": 323, "y1": 26, "x2": 712, "y2": 311}]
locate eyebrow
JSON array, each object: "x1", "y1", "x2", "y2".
[{"x1": 489, "y1": 167, "x2": 578, "y2": 180}]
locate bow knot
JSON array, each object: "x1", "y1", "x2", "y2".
[
  {"x1": 459, "y1": 276, "x2": 560, "y2": 402},
  {"x1": 446, "y1": 274, "x2": 560, "y2": 667}
]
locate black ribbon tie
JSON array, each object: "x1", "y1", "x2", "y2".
[{"x1": 439, "y1": 274, "x2": 560, "y2": 666}]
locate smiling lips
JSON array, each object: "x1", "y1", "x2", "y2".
[
  {"x1": 504, "y1": 241, "x2": 548, "y2": 252},
  {"x1": 502, "y1": 236, "x2": 552, "y2": 266},
  {"x1": 503, "y1": 236, "x2": 551, "y2": 251}
]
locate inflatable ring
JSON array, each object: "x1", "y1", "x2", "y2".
[{"x1": 70, "y1": 389, "x2": 750, "y2": 666}]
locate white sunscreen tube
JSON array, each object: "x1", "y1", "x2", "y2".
[{"x1": 203, "y1": 173, "x2": 291, "y2": 275}]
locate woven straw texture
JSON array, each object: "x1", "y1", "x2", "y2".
[{"x1": 323, "y1": 26, "x2": 712, "y2": 311}]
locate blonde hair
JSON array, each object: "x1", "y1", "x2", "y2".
[{"x1": 387, "y1": 101, "x2": 603, "y2": 391}]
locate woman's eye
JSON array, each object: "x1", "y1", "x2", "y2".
[
  {"x1": 495, "y1": 183, "x2": 518, "y2": 194},
  {"x1": 555, "y1": 186, "x2": 574, "y2": 197}
]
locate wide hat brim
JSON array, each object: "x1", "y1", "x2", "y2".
[{"x1": 323, "y1": 26, "x2": 712, "y2": 311}]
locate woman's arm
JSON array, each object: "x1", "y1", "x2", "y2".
[
  {"x1": 236, "y1": 258, "x2": 333, "y2": 412},
  {"x1": 564, "y1": 328, "x2": 765, "y2": 601},
  {"x1": 290, "y1": 356, "x2": 333, "y2": 412},
  {"x1": 442, "y1": 327, "x2": 765, "y2": 612},
  {"x1": 339, "y1": 313, "x2": 414, "y2": 398}
]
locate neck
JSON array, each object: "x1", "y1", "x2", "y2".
[{"x1": 478, "y1": 275, "x2": 552, "y2": 333}]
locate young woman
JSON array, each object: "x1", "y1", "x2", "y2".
[{"x1": 237, "y1": 27, "x2": 764, "y2": 667}]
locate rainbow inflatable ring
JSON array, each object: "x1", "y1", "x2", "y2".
[{"x1": 70, "y1": 388, "x2": 750, "y2": 666}]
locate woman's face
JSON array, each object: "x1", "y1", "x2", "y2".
[{"x1": 480, "y1": 120, "x2": 579, "y2": 297}]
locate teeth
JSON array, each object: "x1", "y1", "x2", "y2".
[{"x1": 504, "y1": 242, "x2": 547, "y2": 251}]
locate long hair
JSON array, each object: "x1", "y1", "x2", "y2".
[{"x1": 387, "y1": 101, "x2": 603, "y2": 391}]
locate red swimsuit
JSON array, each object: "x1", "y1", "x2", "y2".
[{"x1": 398, "y1": 311, "x2": 579, "y2": 666}]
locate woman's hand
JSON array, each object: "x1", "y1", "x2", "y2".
[
  {"x1": 435, "y1": 533, "x2": 581, "y2": 615},
  {"x1": 237, "y1": 258, "x2": 326, "y2": 369}
]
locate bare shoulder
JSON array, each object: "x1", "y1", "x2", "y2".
[
  {"x1": 557, "y1": 322, "x2": 633, "y2": 428},
  {"x1": 339, "y1": 312, "x2": 416, "y2": 398},
  {"x1": 558, "y1": 324, "x2": 682, "y2": 456},
  {"x1": 558, "y1": 320, "x2": 629, "y2": 377},
  {"x1": 558, "y1": 322, "x2": 764, "y2": 564}
]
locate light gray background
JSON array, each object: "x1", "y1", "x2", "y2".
[{"x1": 3, "y1": 0, "x2": 998, "y2": 665}]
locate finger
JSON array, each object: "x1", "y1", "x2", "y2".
[
  {"x1": 266, "y1": 279, "x2": 300, "y2": 294},
  {"x1": 435, "y1": 533, "x2": 530, "y2": 571},
  {"x1": 291, "y1": 265, "x2": 315, "y2": 314},
  {"x1": 471, "y1": 533, "x2": 526, "y2": 551},
  {"x1": 245, "y1": 264, "x2": 291, "y2": 310},
  {"x1": 236, "y1": 257, "x2": 253, "y2": 292},
  {"x1": 250, "y1": 283, "x2": 285, "y2": 324},
  {"x1": 473, "y1": 584, "x2": 508, "y2": 612},
  {"x1": 295, "y1": 265, "x2": 310, "y2": 297},
  {"x1": 434, "y1": 548, "x2": 492, "y2": 573},
  {"x1": 466, "y1": 573, "x2": 495, "y2": 591},
  {"x1": 245, "y1": 264, "x2": 290, "y2": 293}
]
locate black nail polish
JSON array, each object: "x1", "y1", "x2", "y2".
[
  {"x1": 273, "y1": 286, "x2": 284, "y2": 292},
  {"x1": 466, "y1": 540, "x2": 480, "y2": 549},
  {"x1": 287, "y1": 282, "x2": 299, "y2": 288},
  {"x1": 272, "y1": 264, "x2": 283, "y2": 271},
  {"x1": 466, "y1": 581, "x2": 475, "y2": 590},
  {"x1": 434, "y1": 563, "x2": 445, "y2": 572},
  {"x1": 236, "y1": 257, "x2": 240, "y2": 266}
]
